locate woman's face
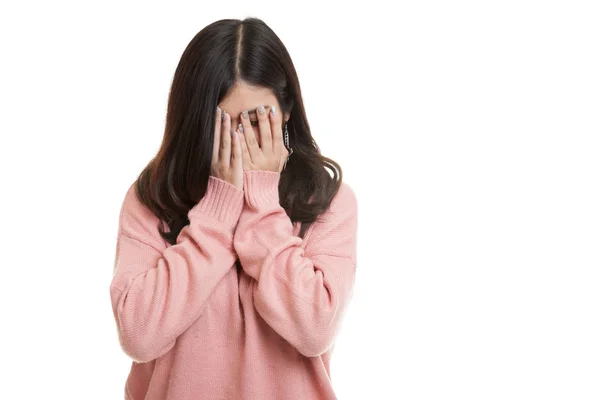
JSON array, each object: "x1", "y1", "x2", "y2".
[{"x1": 218, "y1": 81, "x2": 289, "y2": 148}]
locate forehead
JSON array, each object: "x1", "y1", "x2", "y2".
[{"x1": 218, "y1": 82, "x2": 279, "y2": 115}]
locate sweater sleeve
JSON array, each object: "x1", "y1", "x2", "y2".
[
  {"x1": 110, "y1": 176, "x2": 244, "y2": 363},
  {"x1": 233, "y1": 170, "x2": 358, "y2": 357}
]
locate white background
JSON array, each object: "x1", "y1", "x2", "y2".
[{"x1": 1, "y1": 1, "x2": 599, "y2": 399}]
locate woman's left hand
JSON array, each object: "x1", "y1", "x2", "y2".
[{"x1": 238, "y1": 105, "x2": 289, "y2": 173}]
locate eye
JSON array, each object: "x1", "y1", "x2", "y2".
[{"x1": 250, "y1": 120, "x2": 259, "y2": 126}]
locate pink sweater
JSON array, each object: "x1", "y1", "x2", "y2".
[{"x1": 110, "y1": 170, "x2": 358, "y2": 400}]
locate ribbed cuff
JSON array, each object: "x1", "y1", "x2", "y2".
[
  {"x1": 243, "y1": 170, "x2": 281, "y2": 209},
  {"x1": 188, "y1": 176, "x2": 244, "y2": 228}
]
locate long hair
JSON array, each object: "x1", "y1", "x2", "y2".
[{"x1": 134, "y1": 17, "x2": 343, "y2": 245}]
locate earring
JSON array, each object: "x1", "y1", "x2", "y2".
[{"x1": 283, "y1": 123, "x2": 293, "y2": 170}]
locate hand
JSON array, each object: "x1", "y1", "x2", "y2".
[
  {"x1": 237, "y1": 105, "x2": 289, "y2": 173},
  {"x1": 211, "y1": 107, "x2": 243, "y2": 190}
]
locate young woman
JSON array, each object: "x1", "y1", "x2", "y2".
[{"x1": 110, "y1": 17, "x2": 358, "y2": 400}]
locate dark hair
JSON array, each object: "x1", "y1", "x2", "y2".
[{"x1": 134, "y1": 17, "x2": 343, "y2": 245}]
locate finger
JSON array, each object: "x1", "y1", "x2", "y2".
[
  {"x1": 256, "y1": 105, "x2": 272, "y2": 154},
  {"x1": 239, "y1": 131, "x2": 252, "y2": 169},
  {"x1": 220, "y1": 112, "x2": 232, "y2": 167},
  {"x1": 269, "y1": 105, "x2": 284, "y2": 157},
  {"x1": 242, "y1": 111, "x2": 262, "y2": 162},
  {"x1": 238, "y1": 109, "x2": 253, "y2": 148},
  {"x1": 231, "y1": 125, "x2": 242, "y2": 170},
  {"x1": 212, "y1": 107, "x2": 223, "y2": 166},
  {"x1": 237, "y1": 111, "x2": 253, "y2": 170}
]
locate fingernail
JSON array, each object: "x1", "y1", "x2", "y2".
[
  {"x1": 271, "y1": 106, "x2": 277, "y2": 117},
  {"x1": 257, "y1": 105, "x2": 265, "y2": 115},
  {"x1": 238, "y1": 123, "x2": 243, "y2": 134},
  {"x1": 241, "y1": 110, "x2": 249, "y2": 120},
  {"x1": 222, "y1": 110, "x2": 226, "y2": 121},
  {"x1": 231, "y1": 128, "x2": 236, "y2": 136}
]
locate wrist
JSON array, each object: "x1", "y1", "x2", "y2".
[
  {"x1": 188, "y1": 176, "x2": 245, "y2": 228},
  {"x1": 243, "y1": 170, "x2": 281, "y2": 209}
]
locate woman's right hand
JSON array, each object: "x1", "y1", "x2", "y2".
[{"x1": 211, "y1": 107, "x2": 243, "y2": 190}]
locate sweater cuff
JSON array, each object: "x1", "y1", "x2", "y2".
[
  {"x1": 188, "y1": 176, "x2": 244, "y2": 228},
  {"x1": 243, "y1": 170, "x2": 281, "y2": 209}
]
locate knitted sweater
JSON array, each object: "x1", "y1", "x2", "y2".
[{"x1": 110, "y1": 169, "x2": 358, "y2": 400}]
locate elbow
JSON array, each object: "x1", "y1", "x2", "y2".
[
  {"x1": 294, "y1": 315, "x2": 340, "y2": 357},
  {"x1": 296, "y1": 299, "x2": 348, "y2": 357},
  {"x1": 110, "y1": 284, "x2": 173, "y2": 363},
  {"x1": 112, "y1": 310, "x2": 175, "y2": 363},
  {"x1": 295, "y1": 303, "x2": 350, "y2": 357},
  {"x1": 119, "y1": 335, "x2": 153, "y2": 363},
  {"x1": 296, "y1": 330, "x2": 336, "y2": 358},
  {"x1": 117, "y1": 331, "x2": 169, "y2": 364}
]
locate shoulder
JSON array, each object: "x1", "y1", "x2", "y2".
[
  {"x1": 336, "y1": 181, "x2": 357, "y2": 209},
  {"x1": 119, "y1": 182, "x2": 157, "y2": 224},
  {"x1": 323, "y1": 181, "x2": 358, "y2": 219},
  {"x1": 117, "y1": 182, "x2": 166, "y2": 252},
  {"x1": 303, "y1": 180, "x2": 358, "y2": 260},
  {"x1": 307, "y1": 180, "x2": 357, "y2": 237}
]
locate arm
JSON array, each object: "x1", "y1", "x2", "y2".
[
  {"x1": 110, "y1": 176, "x2": 244, "y2": 363},
  {"x1": 233, "y1": 170, "x2": 358, "y2": 357}
]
